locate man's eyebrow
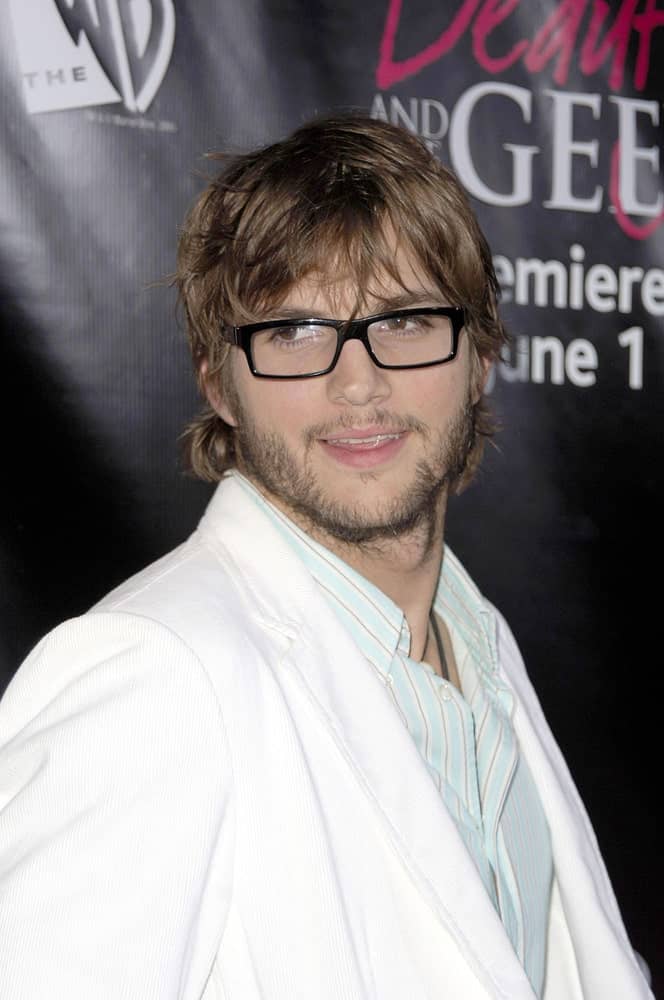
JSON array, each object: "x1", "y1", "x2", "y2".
[
  {"x1": 369, "y1": 290, "x2": 447, "y2": 311},
  {"x1": 269, "y1": 291, "x2": 447, "y2": 319},
  {"x1": 263, "y1": 306, "x2": 324, "y2": 320}
]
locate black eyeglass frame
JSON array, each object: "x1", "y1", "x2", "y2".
[{"x1": 219, "y1": 306, "x2": 466, "y2": 379}]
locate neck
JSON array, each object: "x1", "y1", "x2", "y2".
[{"x1": 309, "y1": 497, "x2": 448, "y2": 662}]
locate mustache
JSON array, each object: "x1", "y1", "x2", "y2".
[{"x1": 304, "y1": 410, "x2": 428, "y2": 444}]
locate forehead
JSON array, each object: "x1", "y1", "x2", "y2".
[{"x1": 275, "y1": 243, "x2": 443, "y2": 317}]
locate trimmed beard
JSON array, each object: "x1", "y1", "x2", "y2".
[{"x1": 224, "y1": 377, "x2": 476, "y2": 549}]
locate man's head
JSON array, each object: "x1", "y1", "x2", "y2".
[{"x1": 176, "y1": 113, "x2": 508, "y2": 511}]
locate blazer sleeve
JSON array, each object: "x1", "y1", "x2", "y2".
[{"x1": 0, "y1": 611, "x2": 235, "y2": 1000}]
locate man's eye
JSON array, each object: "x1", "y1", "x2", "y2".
[
  {"x1": 377, "y1": 315, "x2": 431, "y2": 334},
  {"x1": 265, "y1": 325, "x2": 329, "y2": 348}
]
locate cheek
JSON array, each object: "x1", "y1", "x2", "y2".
[
  {"x1": 243, "y1": 377, "x2": 320, "y2": 441},
  {"x1": 402, "y1": 364, "x2": 469, "y2": 416}
]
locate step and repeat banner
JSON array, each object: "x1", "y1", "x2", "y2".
[{"x1": 1, "y1": 1, "x2": 662, "y2": 990}]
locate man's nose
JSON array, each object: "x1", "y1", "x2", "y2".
[{"x1": 326, "y1": 337, "x2": 392, "y2": 406}]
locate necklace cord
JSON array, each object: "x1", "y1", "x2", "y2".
[{"x1": 429, "y1": 611, "x2": 450, "y2": 682}]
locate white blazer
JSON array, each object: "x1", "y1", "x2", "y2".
[{"x1": 0, "y1": 476, "x2": 652, "y2": 999}]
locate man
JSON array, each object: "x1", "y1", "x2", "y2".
[{"x1": 0, "y1": 115, "x2": 652, "y2": 999}]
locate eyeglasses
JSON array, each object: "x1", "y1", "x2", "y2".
[{"x1": 219, "y1": 306, "x2": 465, "y2": 379}]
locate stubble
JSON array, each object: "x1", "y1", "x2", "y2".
[{"x1": 224, "y1": 376, "x2": 476, "y2": 554}]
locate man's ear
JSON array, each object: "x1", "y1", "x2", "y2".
[
  {"x1": 201, "y1": 359, "x2": 238, "y2": 428},
  {"x1": 471, "y1": 353, "x2": 492, "y2": 405}
]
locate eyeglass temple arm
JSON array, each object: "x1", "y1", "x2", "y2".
[{"x1": 220, "y1": 325, "x2": 241, "y2": 345}]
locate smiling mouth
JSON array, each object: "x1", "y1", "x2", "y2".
[{"x1": 322, "y1": 433, "x2": 405, "y2": 449}]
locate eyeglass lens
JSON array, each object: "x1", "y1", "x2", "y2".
[{"x1": 250, "y1": 312, "x2": 454, "y2": 376}]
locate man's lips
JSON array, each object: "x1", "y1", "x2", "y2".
[
  {"x1": 320, "y1": 427, "x2": 407, "y2": 449},
  {"x1": 321, "y1": 432, "x2": 404, "y2": 450},
  {"x1": 317, "y1": 428, "x2": 409, "y2": 466}
]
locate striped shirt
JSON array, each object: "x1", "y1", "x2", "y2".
[{"x1": 234, "y1": 473, "x2": 553, "y2": 997}]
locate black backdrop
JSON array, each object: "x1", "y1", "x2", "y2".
[{"x1": 2, "y1": 2, "x2": 663, "y2": 992}]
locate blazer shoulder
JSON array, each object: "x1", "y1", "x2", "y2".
[{"x1": 0, "y1": 609, "x2": 227, "y2": 749}]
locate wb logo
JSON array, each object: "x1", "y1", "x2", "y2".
[{"x1": 10, "y1": 0, "x2": 175, "y2": 115}]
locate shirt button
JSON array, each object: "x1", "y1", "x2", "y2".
[
  {"x1": 438, "y1": 681, "x2": 452, "y2": 702},
  {"x1": 385, "y1": 674, "x2": 394, "y2": 688}
]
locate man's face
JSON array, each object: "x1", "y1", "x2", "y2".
[{"x1": 212, "y1": 247, "x2": 486, "y2": 548}]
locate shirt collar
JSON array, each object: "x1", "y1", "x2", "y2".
[{"x1": 230, "y1": 471, "x2": 502, "y2": 691}]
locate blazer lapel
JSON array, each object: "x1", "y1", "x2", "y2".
[{"x1": 199, "y1": 478, "x2": 537, "y2": 999}]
